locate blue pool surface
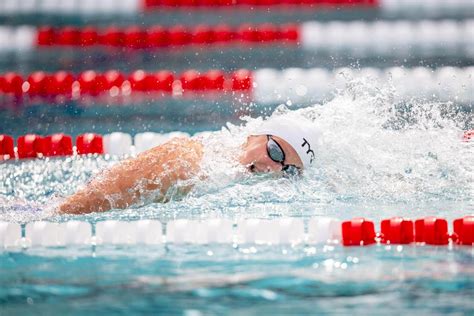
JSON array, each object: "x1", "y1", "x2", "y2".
[
  {"x1": 1, "y1": 81, "x2": 473, "y2": 315},
  {"x1": 1, "y1": 245, "x2": 474, "y2": 315},
  {"x1": 1, "y1": 6, "x2": 474, "y2": 315}
]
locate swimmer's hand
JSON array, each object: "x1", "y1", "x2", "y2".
[{"x1": 59, "y1": 137, "x2": 203, "y2": 214}]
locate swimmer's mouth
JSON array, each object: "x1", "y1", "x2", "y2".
[{"x1": 248, "y1": 164, "x2": 256, "y2": 173}]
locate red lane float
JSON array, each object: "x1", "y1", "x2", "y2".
[
  {"x1": 17, "y1": 134, "x2": 47, "y2": 159},
  {"x1": 76, "y1": 134, "x2": 104, "y2": 155},
  {"x1": 78, "y1": 71, "x2": 107, "y2": 96},
  {"x1": 45, "y1": 134, "x2": 74, "y2": 156},
  {"x1": 0, "y1": 135, "x2": 15, "y2": 159},
  {"x1": 463, "y1": 130, "x2": 474, "y2": 142},
  {"x1": 49, "y1": 71, "x2": 75, "y2": 96},
  {"x1": 0, "y1": 72, "x2": 24, "y2": 96},
  {"x1": 453, "y1": 216, "x2": 474, "y2": 245},
  {"x1": 104, "y1": 70, "x2": 126, "y2": 90},
  {"x1": 129, "y1": 70, "x2": 175, "y2": 92},
  {"x1": 0, "y1": 133, "x2": 103, "y2": 160},
  {"x1": 232, "y1": 69, "x2": 253, "y2": 90},
  {"x1": 36, "y1": 24, "x2": 299, "y2": 49},
  {"x1": 27, "y1": 71, "x2": 50, "y2": 97},
  {"x1": 0, "y1": 69, "x2": 252, "y2": 98},
  {"x1": 415, "y1": 217, "x2": 449, "y2": 245},
  {"x1": 341, "y1": 217, "x2": 472, "y2": 246},
  {"x1": 342, "y1": 218, "x2": 376, "y2": 246},
  {"x1": 380, "y1": 217, "x2": 414, "y2": 244},
  {"x1": 17, "y1": 134, "x2": 75, "y2": 158}
]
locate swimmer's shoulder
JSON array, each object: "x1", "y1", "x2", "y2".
[
  {"x1": 166, "y1": 136, "x2": 204, "y2": 154},
  {"x1": 142, "y1": 136, "x2": 204, "y2": 163}
]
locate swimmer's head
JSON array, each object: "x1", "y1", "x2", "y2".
[{"x1": 239, "y1": 115, "x2": 321, "y2": 174}]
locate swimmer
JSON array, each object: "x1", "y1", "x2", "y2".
[{"x1": 59, "y1": 116, "x2": 320, "y2": 214}]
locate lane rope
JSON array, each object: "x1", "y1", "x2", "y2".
[
  {"x1": 1, "y1": 0, "x2": 473, "y2": 15},
  {"x1": 1, "y1": 67, "x2": 473, "y2": 103},
  {"x1": 0, "y1": 0, "x2": 378, "y2": 16},
  {"x1": 1, "y1": 216, "x2": 472, "y2": 248},
  {"x1": 0, "y1": 20, "x2": 473, "y2": 55}
]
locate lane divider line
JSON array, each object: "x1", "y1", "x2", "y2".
[
  {"x1": 2, "y1": 0, "x2": 473, "y2": 15},
  {"x1": 0, "y1": 20, "x2": 473, "y2": 55},
  {"x1": 0, "y1": 0, "x2": 379, "y2": 16},
  {"x1": 1, "y1": 67, "x2": 473, "y2": 104},
  {"x1": 0, "y1": 69, "x2": 252, "y2": 98},
  {"x1": 1, "y1": 216, "x2": 472, "y2": 248}
]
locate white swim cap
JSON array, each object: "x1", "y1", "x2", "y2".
[{"x1": 255, "y1": 115, "x2": 321, "y2": 168}]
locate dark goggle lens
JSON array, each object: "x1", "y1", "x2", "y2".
[{"x1": 267, "y1": 138, "x2": 285, "y2": 163}]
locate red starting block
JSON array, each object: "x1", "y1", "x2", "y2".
[
  {"x1": 380, "y1": 217, "x2": 414, "y2": 244},
  {"x1": 453, "y1": 216, "x2": 474, "y2": 245},
  {"x1": 415, "y1": 217, "x2": 449, "y2": 245},
  {"x1": 76, "y1": 133, "x2": 103, "y2": 155},
  {"x1": 342, "y1": 218, "x2": 376, "y2": 246}
]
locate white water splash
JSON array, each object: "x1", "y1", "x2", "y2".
[{"x1": 0, "y1": 76, "x2": 472, "y2": 222}]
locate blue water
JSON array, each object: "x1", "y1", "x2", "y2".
[
  {"x1": 1, "y1": 80, "x2": 474, "y2": 314},
  {"x1": 1, "y1": 244, "x2": 474, "y2": 315},
  {"x1": 1, "y1": 7, "x2": 474, "y2": 316}
]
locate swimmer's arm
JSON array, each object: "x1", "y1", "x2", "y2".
[{"x1": 58, "y1": 138, "x2": 203, "y2": 214}]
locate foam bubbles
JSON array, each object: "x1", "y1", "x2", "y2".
[{"x1": 0, "y1": 77, "x2": 472, "y2": 222}]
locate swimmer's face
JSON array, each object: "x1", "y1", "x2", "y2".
[{"x1": 239, "y1": 134, "x2": 303, "y2": 174}]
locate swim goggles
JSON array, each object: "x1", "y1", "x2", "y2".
[{"x1": 266, "y1": 135, "x2": 301, "y2": 176}]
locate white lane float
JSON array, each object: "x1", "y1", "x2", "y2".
[
  {"x1": 0, "y1": 221, "x2": 21, "y2": 248},
  {"x1": 24, "y1": 221, "x2": 92, "y2": 246},
  {"x1": 95, "y1": 220, "x2": 163, "y2": 245}
]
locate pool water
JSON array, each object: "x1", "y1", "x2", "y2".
[
  {"x1": 1, "y1": 78, "x2": 473, "y2": 314},
  {"x1": 1, "y1": 4, "x2": 474, "y2": 315},
  {"x1": 2, "y1": 245, "x2": 474, "y2": 315}
]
